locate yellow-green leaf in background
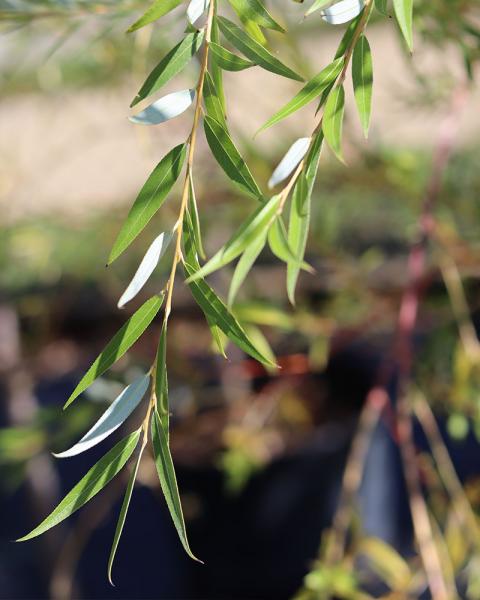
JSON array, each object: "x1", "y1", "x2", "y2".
[{"x1": 393, "y1": 0, "x2": 413, "y2": 51}]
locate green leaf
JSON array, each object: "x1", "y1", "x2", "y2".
[
  {"x1": 203, "y1": 115, "x2": 263, "y2": 200},
  {"x1": 17, "y1": 430, "x2": 141, "y2": 542},
  {"x1": 186, "y1": 172, "x2": 206, "y2": 259},
  {"x1": 107, "y1": 441, "x2": 144, "y2": 585},
  {"x1": 352, "y1": 34, "x2": 373, "y2": 138},
  {"x1": 217, "y1": 17, "x2": 303, "y2": 82},
  {"x1": 131, "y1": 32, "x2": 204, "y2": 107},
  {"x1": 287, "y1": 132, "x2": 323, "y2": 304},
  {"x1": 210, "y1": 16, "x2": 226, "y2": 113},
  {"x1": 64, "y1": 296, "x2": 164, "y2": 408},
  {"x1": 258, "y1": 57, "x2": 344, "y2": 133},
  {"x1": 108, "y1": 144, "x2": 187, "y2": 264},
  {"x1": 322, "y1": 85, "x2": 345, "y2": 162},
  {"x1": 186, "y1": 194, "x2": 281, "y2": 281},
  {"x1": 268, "y1": 216, "x2": 313, "y2": 270},
  {"x1": 393, "y1": 0, "x2": 413, "y2": 51},
  {"x1": 375, "y1": 0, "x2": 389, "y2": 17},
  {"x1": 184, "y1": 262, "x2": 277, "y2": 367},
  {"x1": 127, "y1": 0, "x2": 183, "y2": 33},
  {"x1": 227, "y1": 0, "x2": 285, "y2": 33},
  {"x1": 209, "y1": 42, "x2": 255, "y2": 71},
  {"x1": 151, "y1": 410, "x2": 201, "y2": 561},
  {"x1": 242, "y1": 323, "x2": 276, "y2": 372},
  {"x1": 203, "y1": 71, "x2": 227, "y2": 129},
  {"x1": 228, "y1": 233, "x2": 267, "y2": 306},
  {"x1": 155, "y1": 321, "x2": 169, "y2": 433}
]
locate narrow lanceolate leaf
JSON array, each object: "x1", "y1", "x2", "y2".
[
  {"x1": 352, "y1": 34, "x2": 373, "y2": 138},
  {"x1": 155, "y1": 321, "x2": 169, "y2": 432},
  {"x1": 187, "y1": 173, "x2": 205, "y2": 259},
  {"x1": 287, "y1": 132, "x2": 323, "y2": 304},
  {"x1": 108, "y1": 144, "x2": 186, "y2": 263},
  {"x1": 127, "y1": 0, "x2": 183, "y2": 33},
  {"x1": 129, "y1": 89, "x2": 195, "y2": 126},
  {"x1": 217, "y1": 17, "x2": 303, "y2": 82},
  {"x1": 322, "y1": 85, "x2": 345, "y2": 162},
  {"x1": 393, "y1": 0, "x2": 413, "y2": 51},
  {"x1": 375, "y1": 0, "x2": 389, "y2": 17},
  {"x1": 187, "y1": 0, "x2": 209, "y2": 26},
  {"x1": 118, "y1": 233, "x2": 173, "y2": 309},
  {"x1": 228, "y1": 233, "x2": 267, "y2": 306},
  {"x1": 55, "y1": 375, "x2": 150, "y2": 458},
  {"x1": 186, "y1": 194, "x2": 281, "y2": 281},
  {"x1": 268, "y1": 216, "x2": 312, "y2": 270},
  {"x1": 210, "y1": 16, "x2": 226, "y2": 114},
  {"x1": 305, "y1": 0, "x2": 332, "y2": 17},
  {"x1": 17, "y1": 430, "x2": 141, "y2": 542},
  {"x1": 151, "y1": 411, "x2": 201, "y2": 561},
  {"x1": 209, "y1": 42, "x2": 255, "y2": 71},
  {"x1": 203, "y1": 71, "x2": 227, "y2": 128},
  {"x1": 204, "y1": 115, "x2": 263, "y2": 200},
  {"x1": 64, "y1": 296, "x2": 164, "y2": 408},
  {"x1": 108, "y1": 442, "x2": 145, "y2": 585},
  {"x1": 131, "y1": 32, "x2": 204, "y2": 107},
  {"x1": 268, "y1": 137, "x2": 311, "y2": 189},
  {"x1": 258, "y1": 57, "x2": 344, "y2": 133},
  {"x1": 227, "y1": 0, "x2": 285, "y2": 33},
  {"x1": 322, "y1": 0, "x2": 365, "y2": 25},
  {"x1": 184, "y1": 262, "x2": 276, "y2": 367}
]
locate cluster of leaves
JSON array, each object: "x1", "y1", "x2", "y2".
[{"x1": 14, "y1": 0, "x2": 421, "y2": 585}]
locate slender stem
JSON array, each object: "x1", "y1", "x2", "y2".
[
  {"x1": 164, "y1": 0, "x2": 216, "y2": 320},
  {"x1": 277, "y1": 0, "x2": 374, "y2": 213}
]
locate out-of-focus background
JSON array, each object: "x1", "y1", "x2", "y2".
[{"x1": 1, "y1": 1, "x2": 480, "y2": 598}]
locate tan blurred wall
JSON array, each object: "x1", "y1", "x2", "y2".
[{"x1": 0, "y1": 24, "x2": 478, "y2": 223}]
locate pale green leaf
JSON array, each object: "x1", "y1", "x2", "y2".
[
  {"x1": 204, "y1": 115, "x2": 263, "y2": 200},
  {"x1": 268, "y1": 216, "x2": 313, "y2": 270},
  {"x1": 17, "y1": 430, "x2": 141, "y2": 541},
  {"x1": 217, "y1": 17, "x2": 303, "y2": 82},
  {"x1": 322, "y1": 85, "x2": 345, "y2": 162},
  {"x1": 306, "y1": 0, "x2": 335, "y2": 17},
  {"x1": 127, "y1": 0, "x2": 183, "y2": 33},
  {"x1": 258, "y1": 57, "x2": 344, "y2": 133},
  {"x1": 108, "y1": 144, "x2": 187, "y2": 264},
  {"x1": 352, "y1": 34, "x2": 373, "y2": 137},
  {"x1": 186, "y1": 194, "x2": 281, "y2": 281},
  {"x1": 151, "y1": 410, "x2": 201, "y2": 561},
  {"x1": 64, "y1": 295, "x2": 164, "y2": 408},
  {"x1": 131, "y1": 32, "x2": 204, "y2": 107},
  {"x1": 228, "y1": 233, "x2": 267, "y2": 306},
  {"x1": 393, "y1": 0, "x2": 413, "y2": 51}
]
